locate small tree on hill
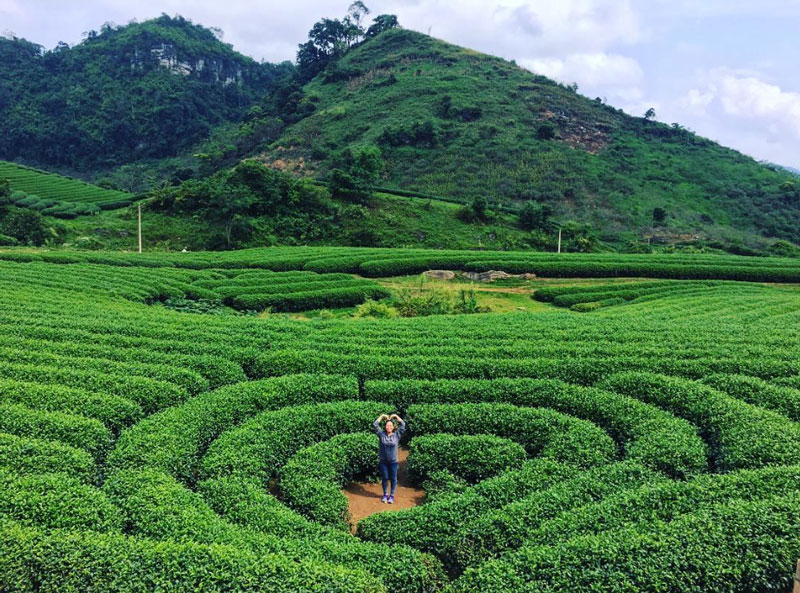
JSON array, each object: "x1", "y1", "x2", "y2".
[
  {"x1": 653, "y1": 206, "x2": 667, "y2": 226},
  {"x1": 644, "y1": 107, "x2": 656, "y2": 121},
  {"x1": 518, "y1": 201, "x2": 552, "y2": 230},
  {"x1": 536, "y1": 122, "x2": 556, "y2": 140},
  {"x1": 0, "y1": 178, "x2": 10, "y2": 204},
  {"x1": 366, "y1": 14, "x2": 399, "y2": 38},
  {"x1": 471, "y1": 196, "x2": 488, "y2": 220}
]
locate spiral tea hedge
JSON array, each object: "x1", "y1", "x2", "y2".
[{"x1": 1, "y1": 248, "x2": 800, "y2": 593}]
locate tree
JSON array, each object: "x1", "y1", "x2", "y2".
[
  {"x1": 471, "y1": 196, "x2": 488, "y2": 220},
  {"x1": 0, "y1": 178, "x2": 10, "y2": 204},
  {"x1": 330, "y1": 146, "x2": 383, "y2": 203},
  {"x1": 653, "y1": 206, "x2": 667, "y2": 225},
  {"x1": 366, "y1": 14, "x2": 399, "y2": 38},
  {"x1": 644, "y1": 107, "x2": 656, "y2": 121},
  {"x1": 0, "y1": 208, "x2": 50, "y2": 245},
  {"x1": 198, "y1": 178, "x2": 257, "y2": 247},
  {"x1": 536, "y1": 122, "x2": 556, "y2": 140},
  {"x1": 518, "y1": 201, "x2": 552, "y2": 230}
]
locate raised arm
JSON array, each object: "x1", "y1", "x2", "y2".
[
  {"x1": 390, "y1": 414, "x2": 406, "y2": 435},
  {"x1": 373, "y1": 414, "x2": 389, "y2": 433}
]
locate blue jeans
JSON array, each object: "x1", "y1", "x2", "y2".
[{"x1": 379, "y1": 460, "x2": 399, "y2": 496}]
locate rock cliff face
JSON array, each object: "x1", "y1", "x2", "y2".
[{"x1": 129, "y1": 43, "x2": 244, "y2": 85}]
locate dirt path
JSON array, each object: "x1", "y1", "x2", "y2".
[{"x1": 343, "y1": 448, "x2": 424, "y2": 529}]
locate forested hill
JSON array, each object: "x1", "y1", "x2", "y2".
[
  {"x1": 0, "y1": 16, "x2": 293, "y2": 171},
  {"x1": 260, "y1": 28, "x2": 800, "y2": 244}
]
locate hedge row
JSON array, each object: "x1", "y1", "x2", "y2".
[
  {"x1": 406, "y1": 402, "x2": 616, "y2": 469},
  {"x1": 570, "y1": 297, "x2": 625, "y2": 312},
  {"x1": 517, "y1": 464, "x2": 800, "y2": 553},
  {"x1": 0, "y1": 378, "x2": 141, "y2": 432},
  {"x1": 2, "y1": 247, "x2": 798, "y2": 282},
  {"x1": 103, "y1": 468, "x2": 445, "y2": 593},
  {"x1": 356, "y1": 458, "x2": 579, "y2": 559},
  {"x1": 0, "y1": 521, "x2": 381, "y2": 593},
  {"x1": 407, "y1": 434, "x2": 528, "y2": 485},
  {"x1": 0, "y1": 432, "x2": 95, "y2": 483},
  {"x1": 200, "y1": 401, "x2": 387, "y2": 484},
  {"x1": 231, "y1": 285, "x2": 390, "y2": 312},
  {"x1": 0, "y1": 361, "x2": 187, "y2": 416},
  {"x1": 279, "y1": 433, "x2": 378, "y2": 529},
  {"x1": 365, "y1": 378, "x2": 705, "y2": 478},
  {"x1": 252, "y1": 350, "x2": 800, "y2": 387},
  {"x1": 451, "y1": 461, "x2": 668, "y2": 570},
  {"x1": 108, "y1": 375, "x2": 359, "y2": 484},
  {"x1": 0, "y1": 345, "x2": 209, "y2": 397},
  {"x1": 599, "y1": 372, "x2": 800, "y2": 470},
  {"x1": 0, "y1": 403, "x2": 110, "y2": 460},
  {"x1": 451, "y1": 494, "x2": 800, "y2": 593},
  {"x1": 0, "y1": 324, "x2": 248, "y2": 389},
  {"x1": 701, "y1": 373, "x2": 800, "y2": 421},
  {"x1": 0, "y1": 471, "x2": 121, "y2": 532},
  {"x1": 197, "y1": 476, "x2": 343, "y2": 541}
]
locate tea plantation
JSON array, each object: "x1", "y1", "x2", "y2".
[
  {"x1": 0, "y1": 161, "x2": 132, "y2": 217},
  {"x1": 2, "y1": 247, "x2": 800, "y2": 592}
]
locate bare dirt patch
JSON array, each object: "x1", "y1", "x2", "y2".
[{"x1": 343, "y1": 448, "x2": 425, "y2": 530}]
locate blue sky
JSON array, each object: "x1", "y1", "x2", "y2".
[{"x1": 2, "y1": 0, "x2": 799, "y2": 167}]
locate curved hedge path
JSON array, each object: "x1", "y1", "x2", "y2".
[{"x1": 1, "y1": 252, "x2": 800, "y2": 592}]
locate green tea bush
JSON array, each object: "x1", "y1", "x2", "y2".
[
  {"x1": 451, "y1": 461, "x2": 667, "y2": 569},
  {"x1": 357, "y1": 459, "x2": 578, "y2": 558},
  {"x1": 0, "y1": 403, "x2": 110, "y2": 460},
  {"x1": 0, "y1": 521, "x2": 381, "y2": 593},
  {"x1": 600, "y1": 372, "x2": 800, "y2": 470},
  {"x1": 0, "y1": 433, "x2": 95, "y2": 482},
  {"x1": 365, "y1": 378, "x2": 706, "y2": 478},
  {"x1": 406, "y1": 402, "x2": 616, "y2": 468},
  {"x1": 0, "y1": 471, "x2": 121, "y2": 531},
  {"x1": 407, "y1": 434, "x2": 527, "y2": 484},
  {"x1": 280, "y1": 433, "x2": 378, "y2": 529},
  {"x1": 451, "y1": 494, "x2": 800, "y2": 593},
  {"x1": 701, "y1": 373, "x2": 800, "y2": 421}
]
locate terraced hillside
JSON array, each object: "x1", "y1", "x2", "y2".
[
  {"x1": 2, "y1": 250, "x2": 800, "y2": 592},
  {"x1": 0, "y1": 161, "x2": 132, "y2": 216}
]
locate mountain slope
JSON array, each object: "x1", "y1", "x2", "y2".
[
  {"x1": 259, "y1": 28, "x2": 800, "y2": 243},
  {"x1": 0, "y1": 16, "x2": 293, "y2": 172}
]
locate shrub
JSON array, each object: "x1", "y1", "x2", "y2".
[
  {"x1": 0, "y1": 403, "x2": 111, "y2": 460},
  {"x1": 407, "y1": 434, "x2": 528, "y2": 485},
  {"x1": 0, "y1": 470, "x2": 121, "y2": 531},
  {"x1": 451, "y1": 461, "x2": 666, "y2": 569},
  {"x1": 452, "y1": 494, "x2": 800, "y2": 593},
  {"x1": 406, "y1": 402, "x2": 616, "y2": 468},
  {"x1": 600, "y1": 372, "x2": 800, "y2": 470},
  {"x1": 0, "y1": 433, "x2": 95, "y2": 483},
  {"x1": 0, "y1": 521, "x2": 382, "y2": 593},
  {"x1": 354, "y1": 300, "x2": 398, "y2": 318},
  {"x1": 279, "y1": 432, "x2": 378, "y2": 529}
]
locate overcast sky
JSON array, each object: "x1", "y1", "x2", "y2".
[{"x1": 3, "y1": 0, "x2": 799, "y2": 168}]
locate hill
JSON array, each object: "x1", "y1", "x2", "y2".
[
  {"x1": 259, "y1": 28, "x2": 800, "y2": 245},
  {"x1": 0, "y1": 15, "x2": 293, "y2": 173}
]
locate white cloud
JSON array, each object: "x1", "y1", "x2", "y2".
[
  {"x1": 683, "y1": 70, "x2": 800, "y2": 140},
  {"x1": 522, "y1": 52, "x2": 643, "y2": 89}
]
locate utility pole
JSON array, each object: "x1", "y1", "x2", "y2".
[
  {"x1": 138, "y1": 203, "x2": 142, "y2": 254},
  {"x1": 557, "y1": 228, "x2": 562, "y2": 254}
]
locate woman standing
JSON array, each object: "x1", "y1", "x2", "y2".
[{"x1": 373, "y1": 413, "x2": 406, "y2": 504}]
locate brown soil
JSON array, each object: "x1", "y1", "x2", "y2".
[{"x1": 343, "y1": 448, "x2": 425, "y2": 530}]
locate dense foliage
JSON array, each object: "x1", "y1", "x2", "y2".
[
  {"x1": 0, "y1": 16, "x2": 293, "y2": 171},
  {"x1": 264, "y1": 28, "x2": 800, "y2": 244},
  {"x1": 2, "y1": 251, "x2": 800, "y2": 591}
]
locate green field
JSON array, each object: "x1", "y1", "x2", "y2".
[
  {"x1": 0, "y1": 161, "x2": 132, "y2": 216},
  {"x1": 1, "y1": 247, "x2": 800, "y2": 592}
]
